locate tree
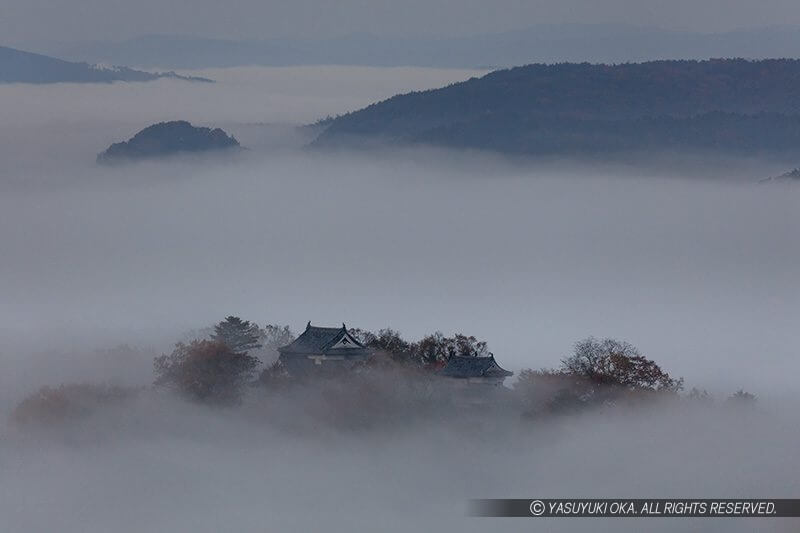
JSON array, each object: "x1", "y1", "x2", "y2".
[
  {"x1": 415, "y1": 332, "x2": 446, "y2": 367},
  {"x1": 348, "y1": 328, "x2": 377, "y2": 346},
  {"x1": 686, "y1": 387, "x2": 713, "y2": 405},
  {"x1": 514, "y1": 368, "x2": 590, "y2": 416},
  {"x1": 13, "y1": 383, "x2": 136, "y2": 426},
  {"x1": 727, "y1": 389, "x2": 757, "y2": 406},
  {"x1": 153, "y1": 340, "x2": 260, "y2": 404},
  {"x1": 561, "y1": 337, "x2": 682, "y2": 393},
  {"x1": 516, "y1": 339, "x2": 682, "y2": 415},
  {"x1": 211, "y1": 316, "x2": 262, "y2": 355},
  {"x1": 259, "y1": 324, "x2": 294, "y2": 357},
  {"x1": 365, "y1": 328, "x2": 416, "y2": 365},
  {"x1": 349, "y1": 327, "x2": 491, "y2": 368},
  {"x1": 415, "y1": 332, "x2": 489, "y2": 367},
  {"x1": 257, "y1": 359, "x2": 291, "y2": 388},
  {"x1": 449, "y1": 334, "x2": 490, "y2": 358}
]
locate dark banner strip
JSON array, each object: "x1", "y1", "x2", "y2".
[{"x1": 470, "y1": 499, "x2": 800, "y2": 518}]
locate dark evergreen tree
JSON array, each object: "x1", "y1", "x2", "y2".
[{"x1": 211, "y1": 316, "x2": 263, "y2": 355}]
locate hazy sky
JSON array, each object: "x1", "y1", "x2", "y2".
[{"x1": 5, "y1": 0, "x2": 800, "y2": 45}]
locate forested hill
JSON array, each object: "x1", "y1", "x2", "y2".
[
  {"x1": 97, "y1": 121, "x2": 240, "y2": 163},
  {"x1": 0, "y1": 45, "x2": 211, "y2": 84},
  {"x1": 311, "y1": 59, "x2": 800, "y2": 155}
]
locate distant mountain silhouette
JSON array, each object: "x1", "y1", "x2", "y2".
[
  {"x1": 40, "y1": 25, "x2": 800, "y2": 69},
  {"x1": 760, "y1": 168, "x2": 800, "y2": 183},
  {"x1": 97, "y1": 121, "x2": 240, "y2": 163},
  {"x1": 312, "y1": 59, "x2": 800, "y2": 156},
  {"x1": 0, "y1": 45, "x2": 213, "y2": 84}
]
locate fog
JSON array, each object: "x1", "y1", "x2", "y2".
[{"x1": 1, "y1": 66, "x2": 799, "y2": 533}]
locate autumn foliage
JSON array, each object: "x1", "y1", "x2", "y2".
[
  {"x1": 11, "y1": 318, "x2": 757, "y2": 428},
  {"x1": 562, "y1": 337, "x2": 683, "y2": 393},
  {"x1": 516, "y1": 337, "x2": 684, "y2": 415},
  {"x1": 12, "y1": 383, "x2": 136, "y2": 426}
]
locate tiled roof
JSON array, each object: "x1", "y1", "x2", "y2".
[
  {"x1": 438, "y1": 355, "x2": 513, "y2": 378},
  {"x1": 278, "y1": 322, "x2": 368, "y2": 355}
]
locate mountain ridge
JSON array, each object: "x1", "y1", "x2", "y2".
[
  {"x1": 311, "y1": 59, "x2": 800, "y2": 156},
  {"x1": 0, "y1": 45, "x2": 213, "y2": 84}
]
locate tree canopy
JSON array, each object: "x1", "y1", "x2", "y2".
[
  {"x1": 153, "y1": 340, "x2": 260, "y2": 404},
  {"x1": 562, "y1": 337, "x2": 683, "y2": 392},
  {"x1": 351, "y1": 328, "x2": 490, "y2": 368},
  {"x1": 211, "y1": 316, "x2": 263, "y2": 355}
]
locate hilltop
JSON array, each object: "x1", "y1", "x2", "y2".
[
  {"x1": 97, "y1": 121, "x2": 240, "y2": 163},
  {"x1": 312, "y1": 59, "x2": 800, "y2": 156},
  {"x1": 0, "y1": 45, "x2": 212, "y2": 84}
]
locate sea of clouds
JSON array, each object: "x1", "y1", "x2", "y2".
[{"x1": 1, "y1": 66, "x2": 798, "y2": 533}]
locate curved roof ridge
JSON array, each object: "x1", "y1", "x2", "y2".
[{"x1": 279, "y1": 322, "x2": 367, "y2": 354}]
